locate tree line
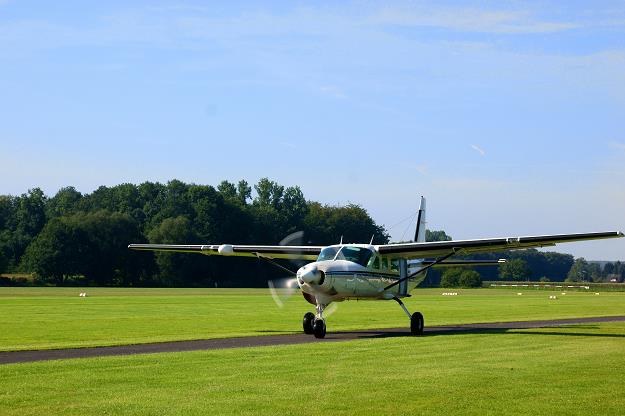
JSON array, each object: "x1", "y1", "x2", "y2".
[
  {"x1": 1, "y1": 181, "x2": 622, "y2": 287},
  {"x1": 0, "y1": 179, "x2": 388, "y2": 286}
]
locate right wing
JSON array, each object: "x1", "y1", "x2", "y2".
[
  {"x1": 128, "y1": 243, "x2": 323, "y2": 261},
  {"x1": 376, "y1": 231, "x2": 624, "y2": 259}
]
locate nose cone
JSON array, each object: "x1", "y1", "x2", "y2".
[{"x1": 297, "y1": 265, "x2": 321, "y2": 284}]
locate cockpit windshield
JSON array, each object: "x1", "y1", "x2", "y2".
[
  {"x1": 335, "y1": 246, "x2": 374, "y2": 267},
  {"x1": 316, "y1": 245, "x2": 374, "y2": 267},
  {"x1": 317, "y1": 246, "x2": 340, "y2": 262}
]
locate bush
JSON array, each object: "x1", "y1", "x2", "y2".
[
  {"x1": 440, "y1": 268, "x2": 482, "y2": 288},
  {"x1": 458, "y1": 270, "x2": 482, "y2": 288},
  {"x1": 440, "y1": 268, "x2": 462, "y2": 287}
]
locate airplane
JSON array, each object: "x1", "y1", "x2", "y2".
[{"x1": 129, "y1": 197, "x2": 624, "y2": 339}]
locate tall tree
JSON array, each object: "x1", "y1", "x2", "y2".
[
  {"x1": 566, "y1": 258, "x2": 589, "y2": 282},
  {"x1": 236, "y1": 180, "x2": 252, "y2": 205},
  {"x1": 46, "y1": 186, "x2": 82, "y2": 218}
]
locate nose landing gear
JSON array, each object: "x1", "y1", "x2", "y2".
[
  {"x1": 313, "y1": 318, "x2": 326, "y2": 338},
  {"x1": 303, "y1": 303, "x2": 328, "y2": 338}
]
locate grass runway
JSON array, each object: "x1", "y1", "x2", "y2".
[{"x1": 1, "y1": 287, "x2": 625, "y2": 415}]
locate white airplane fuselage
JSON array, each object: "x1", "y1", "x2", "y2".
[{"x1": 295, "y1": 244, "x2": 426, "y2": 306}]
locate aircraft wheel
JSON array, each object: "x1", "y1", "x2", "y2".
[
  {"x1": 303, "y1": 312, "x2": 315, "y2": 334},
  {"x1": 410, "y1": 312, "x2": 424, "y2": 336},
  {"x1": 313, "y1": 319, "x2": 326, "y2": 339}
]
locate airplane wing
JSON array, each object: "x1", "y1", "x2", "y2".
[
  {"x1": 128, "y1": 243, "x2": 323, "y2": 261},
  {"x1": 376, "y1": 231, "x2": 624, "y2": 260}
]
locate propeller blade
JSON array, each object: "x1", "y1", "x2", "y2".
[
  {"x1": 324, "y1": 303, "x2": 339, "y2": 318},
  {"x1": 279, "y1": 230, "x2": 308, "y2": 267},
  {"x1": 279, "y1": 230, "x2": 305, "y2": 246},
  {"x1": 268, "y1": 277, "x2": 299, "y2": 308}
]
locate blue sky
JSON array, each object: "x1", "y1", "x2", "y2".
[{"x1": 1, "y1": 1, "x2": 624, "y2": 259}]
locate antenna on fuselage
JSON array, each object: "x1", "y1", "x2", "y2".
[
  {"x1": 339, "y1": 235, "x2": 343, "y2": 245},
  {"x1": 369, "y1": 235, "x2": 375, "y2": 244}
]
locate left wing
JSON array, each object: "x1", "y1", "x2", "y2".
[
  {"x1": 376, "y1": 231, "x2": 624, "y2": 259},
  {"x1": 128, "y1": 243, "x2": 323, "y2": 261}
]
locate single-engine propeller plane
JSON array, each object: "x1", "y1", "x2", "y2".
[{"x1": 129, "y1": 197, "x2": 623, "y2": 338}]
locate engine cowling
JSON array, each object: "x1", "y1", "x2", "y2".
[{"x1": 297, "y1": 264, "x2": 323, "y2": 285}]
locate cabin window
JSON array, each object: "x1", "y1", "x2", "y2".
[
  {"x1": 381, "y1": 258, "x2": 388, "y2": 270},
  {"x1": 390, "y1": 259, "x2": 399, "y2": 272}
]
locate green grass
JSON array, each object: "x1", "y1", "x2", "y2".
[
  {"x1": 1, "y1": 287, "x2": 625, "y2": 351},
  {"x1": 1, "y1": 322, "x2": 624, "y2": 415}
]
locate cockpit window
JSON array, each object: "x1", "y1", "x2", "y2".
[
  {"x1": 317, "y1": 246, "x2": 340, "y2": 262},
  {"x1": 370, "y1": 256, "x2": 379, "y2": 269},
  {"x1": 335, "y1": 246, "x2": 374, "y2": 267}
]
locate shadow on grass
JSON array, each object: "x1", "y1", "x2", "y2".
[{"x1": 322, "y1": 325, "x2": 625, "y2": 340}]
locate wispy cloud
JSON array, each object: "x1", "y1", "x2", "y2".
[
  {"x1": 319, "y1": 85, "x2": 347, "y2": 99},
  {"x1": 372, "y1": 6, "x2": 578, "y2": 34},
  {"x1": 471, "y1": 144, "x2": 486, "y2": 156},
  {"x1": 609, "y1": 141, "x2": 625, "y2": 151},
  {"x1": 280, "y1": 141, "x2": 297, "y2": 149},
  {"x1": 400, "y1": 162, "x2": 428, "y2": 175}
]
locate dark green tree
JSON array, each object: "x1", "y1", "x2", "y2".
[
  {"x1": 21, "y1": 211, "x2": 150, "y2": 286},
  {"x1": 148, "y1": 216, "x2": 205, "y2": 286},
  {"x1": 236, "y1": 180, "x2": 252, "y2": 205},
  {"x1": 499, "y1": 258, "x2": 531, "y2": 281},
  {"x1": 46, "y1": 186, "x2": 82, "y2": 218},
  {"x1": 426, "y1": 230, "x2": 452, "y2": 242},
  {"x1": 459, "y1": 270, "x2": 482, "y2": 287},
  {"x1": 21, "y1": 217, "x2": 86, "y2": 284},
  {"x1": 217, "y1": 181, "x2": 237, "y2": 201},
  {"x1": 440, "y1": 268, "x2": 462, "y2": 287}
]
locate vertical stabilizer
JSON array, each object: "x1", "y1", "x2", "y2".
[{"x1": 414, "y1": 196, "x2": 426, "y2": 242}]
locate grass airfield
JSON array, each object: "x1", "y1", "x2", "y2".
[
  {"x1": 2, "y1": 287, "x2": 625, "y2": 351},
  {"x1": 1, "y1": 287, "x2": 625, "y2": 415}
]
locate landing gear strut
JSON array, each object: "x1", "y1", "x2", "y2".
[
  {"x1": 393, "y1": 297, "x2": 424, "y2": 335},
  {"x1": 303, "y1": 303, "x2": 328, "y2": 338}
]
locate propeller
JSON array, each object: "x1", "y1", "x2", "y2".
[
  {"x1": 268, "y1": 277, "x2": 299, "y2": 308},
  {"x1": 323, "y1": 303, "x2": 339, "y2": 318},
  {"x1": 266, "y1": 230, "x2": 307, "y2": 308}
]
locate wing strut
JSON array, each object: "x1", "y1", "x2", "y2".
[
  {"x1": 255, "y1": 254, "x2": 298, "y2": 275},
  {"x1": 382, "y1": 249, "x2": 461, "y2": 292}
]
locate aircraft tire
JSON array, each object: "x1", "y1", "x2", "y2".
[
  {"x1": 313, "y1": 319, "x2": 326, "y2": 339},
  {"x1": 410, "y1": 312, "x2": 424, "y2": 335},
  {"x1": 303, "y1": 312, "x2": 315, "y2": 334}
]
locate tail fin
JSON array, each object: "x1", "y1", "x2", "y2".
[{"x1": 414, "y1": 196, "x2": 426, "y2": 242}]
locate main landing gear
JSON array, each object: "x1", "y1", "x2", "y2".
[
  {"x1": 303, "y1": 304, "x2": 327, "y2": 339},
  {"x1": 394, "y1": 297, "x2": 424, "y2": 335}
]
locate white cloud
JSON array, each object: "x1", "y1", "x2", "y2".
[{"x1": 471, "y1": 144, "x2": 485, "y2": 156}]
